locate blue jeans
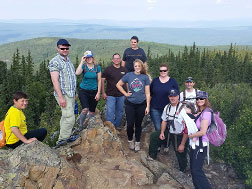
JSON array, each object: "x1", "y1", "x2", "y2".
[
  {"x1": 106, "y1": 96, "x2": 125, "y2": 127},
  {"x1": 150, "y1": 107, "x2": 163, "y2": 131}
]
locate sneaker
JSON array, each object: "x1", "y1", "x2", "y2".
[
  {"x1": 67, "y1": 134, "x2": 80, "y2": 143},
  {"x1": 128, "y1": 140, "x2": 135, "y2": 150},
  {"x1": 135, "y1": 142, "x2": 141, "y2": 152},
  {"x1": 163, "y1": 147, "x2": 169, "y2": 153},
  {"x1": 54, "y1": 139, "x2": 67, "y2": 149}
]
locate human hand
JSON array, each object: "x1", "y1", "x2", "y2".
[
  {"x1": 159, "y1": 133, "x2": 165, "y2": 140},
  {"x1": 81, "y1": 56, "x2": 87, "y2": 62},
  {"x1": 25, "y1": 137, "x2": 37, "y2": 144},
  {"x1": 59, "y1": 96, "x2": 66, "y2": 107},
  {"x1": 95, "y1": 93, "x2": 100, "y2": 101},
  {"x1": 126, "y1": 91, "x2": 132, "y2": 97},
  {"x1": 102, "y1": 93, "x2": 107, "y2": 100},
  {"x1": 178, "y1": 144, "x2": 185, "y2": 153},
  {"x1": 145, "y1": 107, "x2": 149, "y2": 115}
]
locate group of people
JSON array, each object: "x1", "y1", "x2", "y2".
[{"x1": 3, "y1": 35, "x2": 212, "y2": 188}]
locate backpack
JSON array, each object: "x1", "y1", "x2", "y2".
[
  {"x1": 83, "y1": 64, "x2": 98, "y2": 77},
  {"x1": 202, "y1": 108, "x2": 227, "y2": 146},
  {"x1": 165, "y1": 103, "x2": 185, "y2": 134},
  {"x1": 183, "y1": 89, "x2": 198, "y2": 101},
  {"x1": 0, "y1": 120, "x2": 6, "y2": 148}
]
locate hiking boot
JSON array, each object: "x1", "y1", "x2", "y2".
[
  {"x1": 128, "y1": 140, "x2": 135, "y2": 150},
  {"x1": 53, "y1": 139, "x2": 67, "y2": 149},
  {"x1": 135, "y1": 142, "x2": 141, "y2": 152},
  {"x1": 67, "y1": 134, "x2": 80, "y2": 143}
]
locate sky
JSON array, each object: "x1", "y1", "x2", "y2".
[{"x1": 0, "y1": 0, "x2": 252, "y2": 21}]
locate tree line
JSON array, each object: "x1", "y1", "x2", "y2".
[{"x1": 0, "y1": 44, "x2": 252, "y2": 186}]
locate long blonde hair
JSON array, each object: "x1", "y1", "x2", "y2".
[{"x1": 133, "y1": 59, "x2": 152, "y2": 81}]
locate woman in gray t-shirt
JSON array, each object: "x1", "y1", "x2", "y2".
[{"x1": 116, "y1": 59, "x2": 150, "y2": 152}]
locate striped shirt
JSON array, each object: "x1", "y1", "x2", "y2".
[{"x1": 48, "y1": 54, "x2": 76, "y2": 97}]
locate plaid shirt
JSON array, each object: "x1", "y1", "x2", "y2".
[{"x1": 48, "y1": 54, "x2": 76, "y2": 97}]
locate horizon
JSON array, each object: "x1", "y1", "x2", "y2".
[{"x1": 1, "y1": 0, "x2": 252, "y2": 22}]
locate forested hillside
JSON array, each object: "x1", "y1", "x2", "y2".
[
  {"x1": 1, "y1": 37, "x2": 252, "y2": 69},
  {"x1": 0, "y1": 42, "x2": 252, "y2": 186}
]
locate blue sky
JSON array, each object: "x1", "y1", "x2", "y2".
[{"x1": 1, "y1": 0, "x2": 252, "y2": 21}]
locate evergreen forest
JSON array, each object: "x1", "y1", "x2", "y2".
[{"x1": 0, "y1": 43, "x2": 252, "y2": 186}]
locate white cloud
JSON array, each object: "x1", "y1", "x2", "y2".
[
  {"x1": 146, "y1": 0, "x2": 158, "y2": 10},
  {"x1": 216, "y1": 0, "x2": 222, "y2": 4}
]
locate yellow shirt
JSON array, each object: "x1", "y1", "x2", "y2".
[{"x1": 4, "y1": 106, "x2": 28, "y2": 144}]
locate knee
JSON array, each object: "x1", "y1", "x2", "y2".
[
  {"x1": 41, "y1": 128, "x2": 47, "y2": 135},
  {"x1": 82, "y1": 108, "x2": 88, "y2": 114}
]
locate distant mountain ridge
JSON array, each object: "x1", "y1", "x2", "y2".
[
  {"x1": 1, "y1": 20, "x2": 252, "y2": 46},
  {"x1": 1, "y1": 37, "x2": 252, "y2": 70}
]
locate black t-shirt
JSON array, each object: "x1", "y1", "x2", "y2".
[
  {"x1": 122, "y1": 48, "x2": 147, "y2": 72},
  {"x1": 102, "y1": 65, "x2": 128, "y2": 97}
]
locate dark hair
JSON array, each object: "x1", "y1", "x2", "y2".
[
  {"x1": 159, "y1": 63, "x2": 169, "y2": 71},
  {"x1": 112, "y1": 53, "x2": 121, "y2": 59},
  {"x1": 131, "y1": 36, "x2": 139, "y2": 42},
  {"x1": 13, "y1": 91, "x2": 28, "y2": 101}
]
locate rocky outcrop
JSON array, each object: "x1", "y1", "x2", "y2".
[{"x1": 0, "y1": 113, "x2": 244, "y2": 189}]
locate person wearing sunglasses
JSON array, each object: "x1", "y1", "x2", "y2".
[
  {"x1": 48, "y1": 39, "x2": 77, "y2": 148},
  {"x1": 188, "y1": 91, "x2": 212, "y2": 189},
  {"x1": 150, "y1": 64, "x2": 179, "y2": 131},
  {"x1": 122, "y1": 36, "x2": 147, "y2": 72}
]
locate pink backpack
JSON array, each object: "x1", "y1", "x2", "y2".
[{"x1": 203, "y1": 108, "x2": 227, "y2": 146}]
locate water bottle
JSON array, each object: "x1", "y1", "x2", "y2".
[{"x1": 74, "y1": 101, "x2": 78, "y2": 115}]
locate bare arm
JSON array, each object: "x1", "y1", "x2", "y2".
[
  {"x1": 101, "y1": 78, "x2": 107, "y2": 100},
  {"x1": 159, "y1": 120, "x2": 167, "y2": 140},
  {"x1": 178, "y1": 133, "x2": 188, "y2": 153},
  {"x1": 76, "y1": 56, "x2": 85, "y2": 75},
  {"x1": 50, "y1": 71, "x2": 66, "y2": 107},
  {"x1": 116, "y1": 80, "x2": 132, "y2": 97},
  {"x1": 189, "y1": 119, "x2": 209, "y2": 138},
  {"x1": 145, "y1": 85, "x2": 150, "y2": 115},
  {"x1": 95, "y1": 72, "x2": 102, "y2": 101},
  {"x1": 121, "y1": 60, "x2": 126, "y2": 67},
  {"x1": 11, "y1": 127, "x2": 37, "y2": 144}
]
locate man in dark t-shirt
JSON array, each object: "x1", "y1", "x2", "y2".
[
  {"x1": 102, "y1": 53, "x2": 128, "y2": 128},
  {"x1": 122, "y1": 36, "x2": 147, "y2": 72}
]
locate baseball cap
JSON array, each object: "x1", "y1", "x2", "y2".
[
  {"x1": 57, "y1": 39, "x2": 71, "y2": 46},
  {"x1": 84, "y1": 50, "x2": 93, "y2": 58},
  {"x1": 185, "y1": 77, "x2": 194, "y2": 82},
  {"x1": 168, "y1": 89, "x2": 179, "y2": 97},
  {"x1": 196, "y1": 91, "x2": 208, "y2": 99}
]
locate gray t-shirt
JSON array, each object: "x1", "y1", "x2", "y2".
[{"x1": 121, "y1": 72, "x2": 150, "y2": 104}]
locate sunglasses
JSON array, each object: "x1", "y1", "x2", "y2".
[
  {"x1": 59, "y1": 48, "x2": 69, "y2": 51},
  {"x1": 160, "y1": 70, "x2": 168, "y2": 72},
  {"x1": 196, "y1": 98, "x2": 206, "y2": 101}
]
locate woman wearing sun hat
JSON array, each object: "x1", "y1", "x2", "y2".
[
  {"x1": 76, "y1": 51, "x2": 101, "y2": 127},
  {"x1": 188, "y1": 91, "x2": 212, "y2": 189}
]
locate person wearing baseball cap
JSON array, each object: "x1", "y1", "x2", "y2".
[
  {"x1": 76, "y1": 50, "x2": 102, "y2": 129},
  {"x1": 180, "y1": 77, "x2": 199, "y2": 111},
  {"x1": 149, "y1": 88, "x2": 189, "y2": 173},
  {"x1": 48, "y1": 39, "x2": 78, "y2": 147}
]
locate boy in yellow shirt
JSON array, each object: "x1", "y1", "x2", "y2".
[{"x1": 4, "y1": 91, "x2": 47, "y2": 149}]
